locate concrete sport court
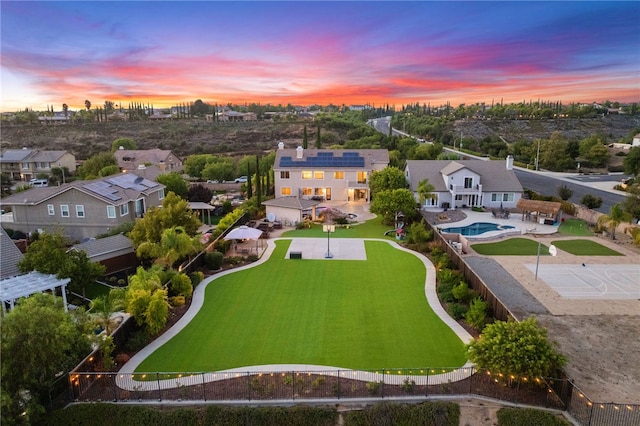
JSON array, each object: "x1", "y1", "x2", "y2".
[{"x1": 525, "y1": 263, "x2": 640, "y2": 300}]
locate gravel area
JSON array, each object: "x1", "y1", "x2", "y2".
[{"x1": 463, "y1": 256, "x2": 549, "y2": 318}]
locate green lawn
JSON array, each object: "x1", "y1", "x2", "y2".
[
  {"x1": 471, "y1": 238, "x2": 550, "y2": 256},
  {"x1": 550, "y1": 239, "x2": 623, "y2": 256},
  {"x1": 137, "y1": 240, "x2": 467, "y2": 372},
  {"x1": 282, "y1": 215, "x2": 395, "y2": 239},
  {"x1": 558, "y1": 219, "x2": 593, "y2": 236}
]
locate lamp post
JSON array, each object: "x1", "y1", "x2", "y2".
[{"x1": 323, "y1": 224, "x2": 335, "y2": 258}]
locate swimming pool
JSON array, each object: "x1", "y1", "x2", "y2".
[{"x1": 442, "y1": 222, "x2": 515, "y2": 236}]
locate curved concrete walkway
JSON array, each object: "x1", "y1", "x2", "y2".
[{"x1": 117, "y1": 238, "x2": 474, "y2": 391}]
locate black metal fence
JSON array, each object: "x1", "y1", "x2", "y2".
[{"x1": 66, "y1": 367, "x2": 640, "y2": 425}]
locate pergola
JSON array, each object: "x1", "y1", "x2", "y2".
[
  {"x1": 188, "y1": 201, "x2": 217, "y2": 225},
  {"x1": 0, "y1": 272, "x2": 71, "y2": 313},
  {"x1": 516, "y1": 199, "x2": 562, "y2": 223}
]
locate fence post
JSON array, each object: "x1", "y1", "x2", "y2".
[
  {"x1": 202, "y1": 373, "x2": 206, "y2": 401},
  {"x1": 112, "y1": 373, "x2": 118, "y2": 401},
  {"x1": 156, "y1": 372, "x2": 162, "y2": 401},
  {"x1": 291, "y1": 371, "x2": 295, "y2": 401},
  {"x1": 425, "y1": 370, "x2": 429, "y2": 397}
]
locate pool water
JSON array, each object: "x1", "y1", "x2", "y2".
[{"x1": 442, "y1": 222, "x2": 515, "y2": 236}]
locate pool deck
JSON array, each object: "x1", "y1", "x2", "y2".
[{"x1": 423, "y1": 208, "x2": 557, "y2": 239}]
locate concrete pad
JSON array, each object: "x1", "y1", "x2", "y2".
[
  {"x1": 286, "y1": 238, "x2": 367, "y2": 260},
  {"x1": 525, "y1": 263, "x2": 640, "y2": 300}
]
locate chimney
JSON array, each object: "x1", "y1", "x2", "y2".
[
  {"x1": 159, "y1": 160, "x2": 166, "y2": 172},
  {"x1": 296, "y1": 146, "x2": 304, "y2": 159},
  {"x1": 278, "y1": 142, "x2": 284, "y2": 150},
  {"x1": 506, "y1": 155, "x2": 514, "y2": 170}
]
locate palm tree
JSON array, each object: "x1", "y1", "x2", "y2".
[
  {"x1": 62, "y1": 103, "x2": 68, "y2": 117},
  {"x1": 417, "y1": 179, "x2": 436, "y2": 208},
  {"x1": 90, "y1": 293, "x2": 125, "y2": 336},
  {"x1": 84, "y1": 99, "x2": 92, "y2": 110},
  {"x1": 597, "y1": 203, "x2": 632, "y2": 240}
]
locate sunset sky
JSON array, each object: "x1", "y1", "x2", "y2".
[{"x1": 1, "y1": 1, "x2": 639, "y2": 112}]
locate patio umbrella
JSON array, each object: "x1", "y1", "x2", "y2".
[{"x1": 223, "y1": 225, "x2": 263, "y2": 241}]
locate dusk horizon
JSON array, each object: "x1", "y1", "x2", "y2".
[{"x1": 1, "y1": 1, "x2": 639, "y2": 112}]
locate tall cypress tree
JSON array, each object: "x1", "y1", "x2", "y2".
[
  {"x1": 315, "y1": 125, "x2": 321, "y2": 149},
  {"x1": 255, "y1": 155, "x2": 261, "y2": 206},
  {"x1": 246, "y1": 161, "x2": 253, "y2": 199},
  {"x1": 303, "y1": 125, "x2": 308, "y2": 149}
]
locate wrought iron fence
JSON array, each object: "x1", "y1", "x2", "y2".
[{"x1": 67, "y1": 367, "x2": 640, "y2": 425}]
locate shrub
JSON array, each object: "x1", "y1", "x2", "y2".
[
  {"x1": 447, "y1": 303, "x2": 468, "y2": 320},
  {"x1": 169, "y1": 273, "x2": 193, "y2": 298},
  {"x1": 169, "y1": 296, "x2": 185, "y2": 307},
  {"x1": 366, "y1": 381, "x2": 381, "y2": 395},
  {"x1": 560, "y1": 201, "x2": 576, "y2": 216},
  {"x1": 205, "y1": 251, "x2": 224, "y2": 270},
  {"x1": 125, "y1": 330, "x2": 151, "y2": 352},
  {"x1": 581, "y1": 194, "x2": 603, "y2": 209},
  {"x1": 406, "y1": 221, "x2": 433, "y2": 243},
  {"x1": 401, "y1": 377, "x2": 416, "y2": 394},
  {"x1": 247, "y1": 254, "x2": 259, "y2": 262},
  {"x1": 344, "y1": 402, "x2": 459, "y2": 426},
  {"x1": 189, "y1": 271, "x2": 204, "y2": 286},
  {"x1": 452, "y1": 281, "x2": 475, "y2": 303},
  {"x1": 465, "y1": 297, "x2": 488, "y2": 329},
  {"x1": 497, "y1": 407, "x2": 571, "y2": 425}
]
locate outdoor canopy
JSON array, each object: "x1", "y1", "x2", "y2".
[{"x1": 223, "y1": 225, "x2": 264, "y2": 241}]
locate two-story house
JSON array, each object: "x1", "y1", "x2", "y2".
[
  {"x1": 405, "y1": 156, "x2": 523, "y2": 210},
  {"x1": 273, "y1": 145, "x2": 389, "y2": 203},
  {"x1": 0, "y1": 172, "x2": 165, "y2": 241},
  {"x1": 114, "y1": 148, "x2": 182, "y2": 173},
  {"x1": 0, "y1": 148, "x2": 76, "y2": 182}
]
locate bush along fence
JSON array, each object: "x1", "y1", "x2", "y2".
[{"x1": 66, "y1": 367, "x2": 640, "y2": 425}]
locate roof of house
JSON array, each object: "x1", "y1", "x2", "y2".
[
  {"x1": 262, "y1": 197, "x2": 322, "y2": 210},
  {"x1": 0, "y1": 148, "x2": 35, "y2": 162},
  {"x1": 274, "y1": 148, "x2": 389, "y2": 169},
  {"x1": 405, "y1": 160, "x2": 523, "y2": 192},
  {"x1": 0, "y1": 172, "x2": 164, "y2": 206},
  {"x1": 114, "y1": 149, "x2": 180, "y2": 168},
  {"x1": 29, "y1": 150, "x2": 70, "y2": 162},
  {"x1": 0, "y1": 228, "x2": 24, "y2": 280},
  {"x1": 70, "y1": 234, "x2": 133, "y2": 259}
]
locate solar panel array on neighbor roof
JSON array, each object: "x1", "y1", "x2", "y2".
[
  {"x1": 280, "y1": 151, "x2": 365, "y2": 167},
  {"x1": 83, "y1": 174, "x2": 159, "y2": 200}
]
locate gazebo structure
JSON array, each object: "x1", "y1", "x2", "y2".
[
  {"x1": 188, "y1": 201, "x2": 217, "y2": 225},
  {"x1": 223, "y1": 225, "x2": 265, "y2": 255},
  {"x1": 0, "y1": 271, "x2": 71, "y2": 313},
  {"x1": 516, "y1": 199, "x2": 563, "y2": 225}
]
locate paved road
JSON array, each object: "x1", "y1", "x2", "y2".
[{"x1": 513, "y1": 169, "x2": 628, "y2": 214}]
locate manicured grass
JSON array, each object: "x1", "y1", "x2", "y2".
[
  {"x1": 282, "y1": 215, "x2": 395, "y2": 239},
  {"x1": 471, "y1": 238, "x2": 550, "y2": 256},
  {"x1": 137, "y1": 240, "x2": 467, "y2": 372},
  {"x1": 551, "y1": 239, "x2": 623, "y2": 256},
  {"x1": 558, "y1": 219, "x2": 593, "y2": 236},
  {"x1": 82, "y1": 282, "x2": 112, "y2": 300}
]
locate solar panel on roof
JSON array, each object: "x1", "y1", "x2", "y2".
[{"x1": 83, "y1": 182, "x2": 121, "y2": 201}]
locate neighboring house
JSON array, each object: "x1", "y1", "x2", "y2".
[
  {"x1": 218, "y1": 111, "x2": 257, "y2": 122},
  {"x1": 0, "y1": 148, "x2": 76, "y2": 182},
  {"x1": 0, "y1": 227, "x2": 73, "y2": 313},
  {"x1": 0, "y1": 172, "x2": 165, "y2": 241},
  {"x1": 70, "y1": 234, "x2": 138, "y2": 275},
  {"x1": 273, "y1": 145, "x2": 389, "y2": 203},
  {"x1": 405, "y1": 156, "x2": 523, "y2": 210},
  {"x1": 114, "y1": 148, "x2": 182, "y2": 173},
  {"x1": 0, "y1": 227, "x2": 24, "y2": 281},
  {"x1": 632, "y1": 133, "x2": 640, "y2": 147}
]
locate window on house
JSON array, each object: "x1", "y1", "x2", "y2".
[
  {"x1": 302, "y1": 188, "x2": 312, "y2": 196},
  {"x1": 302, "y1": 171, "x2": 312, "y2": 179},
  {"x1": 22, "y1": 163, "x2": 29, "y2": 169},
  {"x1": 120, "y1": 204, "x2": 129, "y2": 216},
  {"x1": 280, "y1": 171, "x2": 290, "y2": 179},
  {"x1": 107, "y1": 205, "x2": 116, "y2": 218},
  {"x1": 455, "y1": 195, "x2": 463, "y2": 201},
  {"x1": 314, "y1": 187, "x2": 325, "y2": 196},
  {"x1": 281, "y1": 187, "x2": 291, "y2": 196},
  {"x1": 357, "y1": 171, "x2": 367, "y2": 184},
  {"x1": 47, "y1": 204, "x2": 55, "y2": 216},
  {"x1": 491, "y1": 193, "x2": 499, "y2": 202},
  {"x1": 76, "y1": 205, "x2": 85, "y2": 218},
  {"x1": 333, "y1": 171, "x2": 344, "y2": 179},
  {"x1": 60, "y1": 205, "x2": 70, "y2": 217},
  {"x1": 464, "y1": 177, "x2": 473, "y2": 188},
  {"x1": 313, "y1": 171, "x2": 324, "y2": 179},
  {"x1": 158, "y1": 189, "x2": 165, "y2": 200},
  {"x1": 503, "y1": 193, "x2": 514, "y2": 202}
]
